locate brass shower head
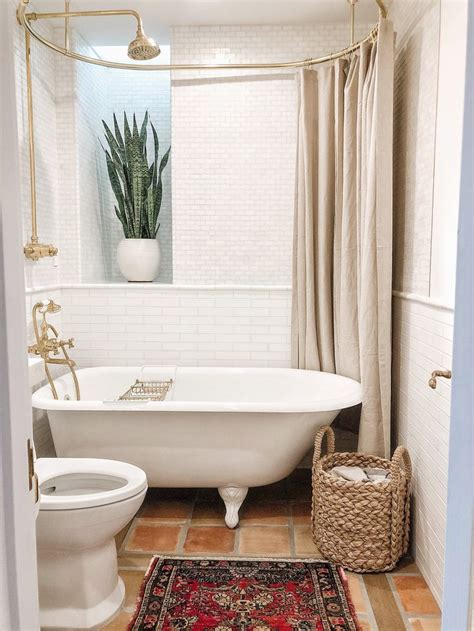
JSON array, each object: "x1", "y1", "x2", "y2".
[{"x1": 128, "y1": 27, "x2": 160, "y2": 60}]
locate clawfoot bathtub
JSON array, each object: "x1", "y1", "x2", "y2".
[{"x1": 32, "y1": 366, "x2": 362, "y2": 527}]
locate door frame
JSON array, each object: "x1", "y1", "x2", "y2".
[
  {"x1": 441, "y1": 1, "x2": 473, "y2": 628},
  {"x1": 0, "y1": 0, "x2": 40, "y2": 628}
]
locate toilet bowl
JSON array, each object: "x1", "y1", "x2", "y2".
[{"x1": 36, "y1": 458, "x2": 147, "y2": 630}]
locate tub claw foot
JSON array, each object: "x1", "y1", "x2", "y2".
[{"x1": 218, "y1": 486, "x2": 248, "y2": 529}]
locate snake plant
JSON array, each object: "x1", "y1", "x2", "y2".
[{"x1": 101, "y1": 112, "x2": 170, "y2": 239}]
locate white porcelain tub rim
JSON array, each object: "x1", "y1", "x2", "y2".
[{"x1": 32, "y1": 367, "x2": 362, "y2": 413}]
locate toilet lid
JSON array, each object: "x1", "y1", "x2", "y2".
[{"x1": 36, "y1": 458, "x2": 147, "y2": 510}]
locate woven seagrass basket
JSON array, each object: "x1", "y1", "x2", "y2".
[{"x1": 311, "y1": 425, "x2": 412, "y2": 573}]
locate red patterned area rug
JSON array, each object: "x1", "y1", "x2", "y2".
[{"x1": 128, "y1": 557, "x2": 361, "y2": 631}]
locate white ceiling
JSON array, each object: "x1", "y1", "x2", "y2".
[{"x1": 32, "y1": 0, "x2": 380, "y2": 45}]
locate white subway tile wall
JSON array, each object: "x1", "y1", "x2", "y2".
[
  {"x1": 392, "y1": 0, "x2": 441, "y2": 296},
  {"x1": 54, "y1": 30, "x2": 111, "y2": 284},
  {"x1": 392, "y1": 295, "x2": 453, "y2": 604},
  {"x1": 74, "y1": 34, "x2": 112, "y2": 283},
  {"x1": 170, "y1": 23, "x2": 371, "y2": 285},
  {"x1": 58, "y1": 285, "x2": 291, "y2": 368}
]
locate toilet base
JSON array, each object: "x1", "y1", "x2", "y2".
[{"x1": 38, "y1": 540, "x2": 125, "y2": 630}]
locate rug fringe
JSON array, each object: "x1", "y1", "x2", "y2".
[
  {"x1": 132, "y1": 554, "x2": 331, "y2": 563},
  {"x1": 127, "y1": 556, "x2": 160, "y2": 631},
  {"x1": 338, "y1": 566, "x2": 363, "y2": 631}
]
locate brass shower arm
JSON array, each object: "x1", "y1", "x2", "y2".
[
  {"x1": 24, "y1": 2, "x2": 387, "y2": 31},
  {"x1": 24, "y1": 8, "x2": 145, "y2": 35}
]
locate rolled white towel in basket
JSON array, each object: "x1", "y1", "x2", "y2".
[{"x1": 331, "y1": 466, "x2": 390, "y2": 484}]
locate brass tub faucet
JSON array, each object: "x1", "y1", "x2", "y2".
[{"x1": 28, "y1": 300, "x2": 80, "y2": 400}]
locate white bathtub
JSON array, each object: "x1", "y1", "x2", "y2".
[{"x1": 32, "y1": 366, "x2": 362, "y2": 527}]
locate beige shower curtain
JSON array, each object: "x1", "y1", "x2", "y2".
[{"x1": 292, "y1": 19, "x2": 394, "y2": 457}]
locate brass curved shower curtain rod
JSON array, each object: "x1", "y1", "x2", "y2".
[{"x1": 17, "y1": 0, "x2": 388, "y2": 72}]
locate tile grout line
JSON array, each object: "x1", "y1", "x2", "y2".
[
  {"x1": 386, "y1": 574, "x2": 441, "y2": 629},
  {"x1": 386, "y1": 574, "x2": 414, "y2": 630},
  {"x1": 363, "y1": 573, "x2": 407, "y2": 631},
  {"x1": 175, "y1": 502, "x2": 195, "y2": 554},
  {"x1": 119, "y1": 517, "x2": 138, "y2": 554},
  {"x1": 287, "y1": 498, "x2": 297, "y2": 557},
  {"x1": 234, "y1": 523, "x2": 241, "y2": 555},
  {"x1": 358, "y1": 574, "x2": 379, "y2": 631}
]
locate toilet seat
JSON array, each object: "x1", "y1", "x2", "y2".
[{"x1": 36, "y1": 458, "x2": 147, "y2": 510}]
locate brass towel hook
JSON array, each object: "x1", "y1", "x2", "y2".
[{"x1": 428, "y1": 370, "x2": 452, "y2": 389}]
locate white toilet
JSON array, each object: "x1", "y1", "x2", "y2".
[{"x1": 36, "y1": 458, "x2": 147, "y2": 630}]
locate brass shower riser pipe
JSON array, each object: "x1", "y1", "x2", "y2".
[
  {"x1": 64, "y1": 0, "x2": 70, "y2": 51},
  {"x1": 23, "y1": 28, "x2": 58, "y2": 260},
  {"x1": 24, "y1": 30, "x2": 36, "y2": 243},
  {"x1": 350, "y1": 1, "x2": 356, "y2": 45}
]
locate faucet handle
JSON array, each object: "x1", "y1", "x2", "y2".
[{"x1": 59, "y1": 337, "x2": 75, "y2": 349}]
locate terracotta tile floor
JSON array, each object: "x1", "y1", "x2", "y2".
[{"x1": 103, "y1": 470, "x2": 441, "y2": 630}]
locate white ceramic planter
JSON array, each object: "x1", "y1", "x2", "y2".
[{"x1": 117, "y1": 238, "x2": 161, "y2": 282}]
